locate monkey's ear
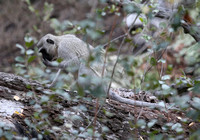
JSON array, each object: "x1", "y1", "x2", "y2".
[{"x1": 46, "y1": 39, "x2": 54, "y2": 45}]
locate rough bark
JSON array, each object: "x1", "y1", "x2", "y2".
[{"x1": 0, "y1": 72, "x2": 198, "y2": 139}]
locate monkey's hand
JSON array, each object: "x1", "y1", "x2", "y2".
[{"x1": 42, "y1": 58, "x2": 59, "y2": 68}]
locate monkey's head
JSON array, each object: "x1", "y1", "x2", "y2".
[{"x1": 37, "y1": 34, "x2": 58, "y2": 61}]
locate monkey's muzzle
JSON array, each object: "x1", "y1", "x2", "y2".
[{"x1": 39, "y1": 48, "x2": 54, "y2": 61}]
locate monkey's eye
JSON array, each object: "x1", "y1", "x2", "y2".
[{"x1": 46, "y1": 39, "x2": 54, "y2": 44}]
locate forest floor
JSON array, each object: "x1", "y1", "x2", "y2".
[{"x1": 0, "y1": 0, "x2": 200, "y2": 139}]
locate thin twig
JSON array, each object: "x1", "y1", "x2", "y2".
[
  {"x1": 140, "y1": 48, "x2": 167, "y2": 85},
  {"x1": 76, "y1": 8, "x2": 121, "y2": 140},
  {"x1": 102, "y1": 33, "x2": 128, "y2": 49},
  {"x1": 106, "y1": 37, "x2": 126, "y2": 97},
  {"x1": 101, "y1": 15, "x2": 118, "y2": 77},
  {"x1": 106, "y1": 13, "x2": 141, "y2": 97}
]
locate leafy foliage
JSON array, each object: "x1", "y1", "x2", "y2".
[{"x1": 1, "y1": 0, "x2": 200, "y2": 139}]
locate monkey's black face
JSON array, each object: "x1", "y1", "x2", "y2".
[{"x1": 39, "y1": 48, "x2": 54, "y2": 61}]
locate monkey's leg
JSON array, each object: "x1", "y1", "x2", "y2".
[{"x1": 48, "y1": 69, "x2": 61, "y2": 88}]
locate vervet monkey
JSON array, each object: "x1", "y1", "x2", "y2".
[
  {"x1": 37, "y1": 34, "x2": 105, "y2": 95},
  {"x1": 37, "y1": 34, "x2": 175, "y2": 109}
]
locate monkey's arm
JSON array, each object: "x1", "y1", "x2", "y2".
[
  {"x1": 47, "y1": 69, "x2": 61, "y2": 88},
  {"x1": 42, "y1": 56, "x2": 81, "y2": 69},
  {"x1": 42, "y1": 58, "x2": 59, "y2": 69},
  {"x1": 43, "y1": 57, "x2": 81, "y2": 88}
]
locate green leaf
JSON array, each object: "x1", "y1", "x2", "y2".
[
  {"x1": 158, "y1": 59, "x2": 166, "y2": 63},
  {"x1": 147, "y1": 119, "x2": 157, "y2": 128},
  {"x1": 57, "y1": 58, "x2": 63, "y2": 63},
  {"x1": 107, "y1": 47, "x2": 117, "y2": 52},
  {"x1": 40, "y1": 95, "x2": 49, "y2": 103},
  {"x1": 174, "y1": 95, "x2": 190, "y2": 109},
  {"x1": 16, "y1": 44, "x2": 25, "y2": 54},
  {"x1": 131, "y1": 27, "x2": 143, "y2": 35},
  {"x1": 158, "y1": 80, "x2": 165, "y2": 84},
  {"x1": 137, "y1": 119, "x2": 146, "y2": 129},
  {"x1": 143, "y1": 34, "x2": 151, "y2": 41},
  {"x1": 123, "y1": 4, "x2": 139, "y2": 13},
  {"x1": 127, "y1": 71, "x2": 134, "y2": 76},
  {"x1": 28, "y1": 55, "x2": 36, "y2": 63},
  {"x1": 26, "y1": 49, "x2": 34, "y2": 55},
  {"x1": 161, "y1": 75, "x2": 170, "y2": 80},
  {"x1": 191, "y1": 97, "x2": 200, "y2": 109},
  {"x1": 26, "y1": 91, "x2": 33, "y2": 97},
  {"x1": 28, "y1": 6, "x2": 35, "y2": 12},
  {"x1": 34, "y1": 112, "x2": 40, "y2": 119},
  {"x1": 71, "y1": 115, "x2": 82, "y2": 121},
  {"x1": 80, "y1": 20, "x2": 96, "y2": 28},
  {"x1": 161, "y1": 84, "x2": 170, "y2": 90},
  {"x1": 24, "y1": 118, "x2": 31, "y2": 126},
  {"x1": 24, "y1": 36, "x2": 34, "y2": 48},
  {"x1": 193, "y1": 81, "x2": 200, "y2": 94},
  {"x1": 25, "y1": 40, "x2": 34, "y2": 48},
  {"x1": 43, "y1": 2, "x2": 54, "y2": 21},
  {"x1": 125, "y1": 38, "x2": 132, "y2": 43},
  {"x1": 150, "y1": 57, "x2": 157, "y2": 66},
  {"x1": 26, "y1": 84, "x2": 32, "y2": 89},
  {"x1": 139, "y1": 17, "x2": 144, "y2": 22},
  {"x1": 171, "y1": 123, "x2": 183, "y2": 133},
  {"x1": 105, "y1": 111, "x2": 114, "y2": 117},
  {"x1": 15, "y1": 63, "x2": 25, "y2": 67},
  {"x1": 96, "y1": 29, "x2": 105, "y2": 35},
  {"x1": 15, "y1": 56, "x2": 25, "y2": 63},
  {"x1": 86, "y1": 29, "x2": 101, "y2": 40}
]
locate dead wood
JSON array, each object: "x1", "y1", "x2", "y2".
[{"x1": 0, "y1": 72, "x2": 198, "y2": 139}]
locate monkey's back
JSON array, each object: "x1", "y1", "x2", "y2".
[
  {"x1": 38, "y1": 33, "x2": 104, "y2": 77},
  {"x1": 57, "y1": 34, "x2": 93, "y2": 62}
]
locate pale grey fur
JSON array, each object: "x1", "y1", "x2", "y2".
[{"x1": 37, "y1": 34, "x2": 104, "y2": 89}]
